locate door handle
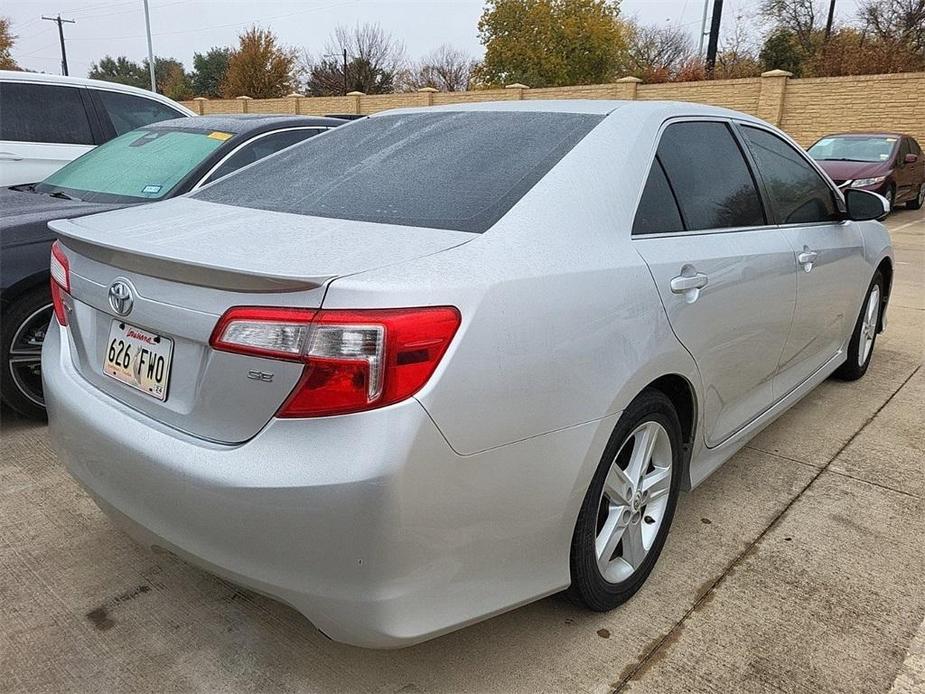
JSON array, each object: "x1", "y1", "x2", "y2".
[
  {"x1": 798, "y1": 248, "x2": 818, "y2": 272},
  {"x1": 0, "y1": 152, "x2": 24, "y2": 161},
  {"x1": 670, "y1": 272, "x2": 709, "y2": 293}
]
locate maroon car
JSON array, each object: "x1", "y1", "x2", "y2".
[{"x1": 808, "y1": 132, "x2": 924, "y2": 211}]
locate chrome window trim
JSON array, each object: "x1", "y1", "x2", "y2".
[{"x1": 191, "y1": 126, "x2": 332, "y2": 190}]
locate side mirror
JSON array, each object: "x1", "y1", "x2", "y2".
[
  {"x1": 905, "y1": 153, "x2": 919, "y2": 164},
  {"x1": 844, "y1": 188, "x2": 889, "y2": 221}
]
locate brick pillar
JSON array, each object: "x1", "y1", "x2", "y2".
[
  {"x1": 758, "y1": 70, "x2": 792, "y2": 126},
  {"x1": 347, "y1": 91, "x2": 365, "y2": 114},
  {"x1": 287, "y1": 93, "x2": 304, "y2": 114},
  {"x1": 192, "y1": 96, "x2": 207, "y2": 115},
  {"x1": 615, "y1": 76, "x2": 642, "y2": 100},
  {"x1": 418, "y1": 86, "x2": 438, "y2": 106},
  {"x1": 235, "y1": 95, "x2": 252, "y2": 113},
  {"x1": 505, "y1": 83, "x2": 529, "y2": 99}
]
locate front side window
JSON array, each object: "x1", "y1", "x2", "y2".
[
  {"x1": 195, "y1": 111, "x2": 603, "y2": 233},
  {"x1": 94, "y1": 89, "x2": 185, "y2": 135},
  {"x1": 202, "y1": 128, "x2": 326, "y2": 184},
  {"x1": 741, "y1": 126, "x2": 839, "y2": 225},
  {"x1": 37, "y1": 127, "x2": 225, "y2": 202},
  {"x1": 655, "y1": 121, "x2": 766, "y2": 231},
  {"x1": 808, "y1": 135, "x2": 898, "y2": 164},
  {"x1": 0, "y1": 82, "x2": 93, "y2": 145}
]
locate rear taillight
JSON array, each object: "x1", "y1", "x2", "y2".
[
  {"x1": 50, "y1": 241, "x2": 70, "y2": 326},
  {"x1": 210, "y1": 306, "x2": 461, "y2": 417}
]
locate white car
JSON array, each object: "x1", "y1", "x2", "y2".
[
  {"x1": 0, "y1": 71, "x2": 195, "y2": 186},
  {"x1": 44, "y1": 101, "x2": 893, "y2": 648}
]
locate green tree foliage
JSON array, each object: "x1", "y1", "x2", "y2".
[
  {"x1": 304, "y1": 23, "x2": 405, "y2": 96},
  {"x1": 0, "y1": 16, "x2": 20, "y2": 70},
  {"x1": 190, "y1": 47, "x2": 232, "y2": 98},
  {"x1": 221, "y1": 26, "x2": 295, "y2": 98},
  {"x1": 474, "y1": 0, "x2": 630, "y2": 88},
  {"x1": 759, "y1": 29, "x2": 805, "y2": 75},
  {"x1": 89, "y1": 56, "x2": 148, "y2": 87}
]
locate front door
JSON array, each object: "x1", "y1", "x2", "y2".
[
  {"x1": 631, "y1": 120, "x2": 797, "y2": 447},
  {"x1": 737, "y1": 125, "x2": 868, "y2": 395}
]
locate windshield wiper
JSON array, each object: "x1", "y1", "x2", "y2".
[
  {"x1": 816, "y1": 157, "x2": 868, "y2": 162},
  {"x1": 44, "y1": 190, "x2": 82, "y2": 202}
]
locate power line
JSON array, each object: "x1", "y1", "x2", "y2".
[{"x1": 41, "y1": 14, "x2": 76, "y2": 76}]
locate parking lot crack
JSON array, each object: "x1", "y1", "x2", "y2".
[{"x1": 612, "y1": 364, "x2": 921, "y2": 692}]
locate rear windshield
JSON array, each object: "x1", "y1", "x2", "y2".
[
  {"x1": 194, "y1": 111, "x2": 603, "y2": 233},
  {"x1": 37, "y1": 127, "x2": 227, "y2": 203}
]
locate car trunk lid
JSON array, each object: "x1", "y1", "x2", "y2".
[{"x1": 50, "y1": 197, "x2": 473, "y2": 443}]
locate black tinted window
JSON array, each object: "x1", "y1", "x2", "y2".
[
  {"x1": 741, "y1": 126, "x2": 839, "y2": 224},
  {"x1": 633, "y1": 157, "x2": 684, "y2": 235},
  {"x1": 95, "y1": 89, "x2": 184, "y2": 135},
  {"x1": 0, "y1": 82, "x2": 93, "y2": 144},
  {"x1": 196, "y1": 111, "x2": 602, "y2": 233},
  {"x1": 657, "y1": 121, "x2": 765, "y2": 230},
  {"x1": 204, "y1": 128, "x2": 325, "y2": 184}
]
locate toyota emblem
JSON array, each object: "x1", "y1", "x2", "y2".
[{"x1": 108, "y1": 279, "x2": 134, "y2": 316}]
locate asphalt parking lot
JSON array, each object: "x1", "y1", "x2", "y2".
[{"x1": 1, "y1": 208, "x2": 923, "y2": 694}]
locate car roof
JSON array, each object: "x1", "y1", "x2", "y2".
[
  {"x1": 146, "y1": 114, "x2": 346, "y2": 135},
  {"x1": 0, "y1": 69, "x2": 196, "y2": 116},
  {"x1": 375, "y1": 99, "x2": 766, "y2": 123}
]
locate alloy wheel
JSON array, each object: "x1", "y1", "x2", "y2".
[
  {"x1": 859, "y1": 285, "x2": 880, "y2": 367},
  {"x1": 594, "y1": 421, "x2": 673, "y2": 584},
  {"x1": 8, "y1": 303, "x2": 53, "y2": 407}
]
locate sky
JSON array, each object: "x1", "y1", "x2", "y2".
[{"x1": 6, "y1": 0, "x2": 863, "y2": 78}]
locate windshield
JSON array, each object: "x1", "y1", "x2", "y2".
[
  {"x1": 808, "y1": 136, "x2": 898, "y2": 163},
  {"x1": 194, "y1": 111, "x2": 603, "y2": 233},
  {"x1": 36, "y1": 128, "x2": 228, "y2": 203}
]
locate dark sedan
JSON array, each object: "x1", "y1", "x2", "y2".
[
  {"x1": 808, "y1": 132, "x2": 925, "y2": 211},
  {"x1": 1, "y1": 114, "x2": 344, "y2": 418}
]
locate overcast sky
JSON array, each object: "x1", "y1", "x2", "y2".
[{"x1": 7, "y1": 0, "x2": 862, "y2": 78}]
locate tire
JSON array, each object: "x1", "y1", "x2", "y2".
[
  {"x1": 833, "y1": 271, "x2": 884, "y2": 382},
  {"x1": 1, "y1": 285, "x2": 53, "y2": 420},
  {"x1": 884, "y1": 184, "x2": 896, "y2": 212},
  {"x1": 567, "y1": 388, "x2": 683, "y2": 611},
  {"x1": 907, "y1": 183, "x2": 924, "y2": 210}
]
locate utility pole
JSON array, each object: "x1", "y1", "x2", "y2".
[
  {"x1": 824, "y1": 0, "x2": 836, "y2": 41},
  {"x1": 698, "y1": 0, "x2": 711, "y2": 57},
  {"x1": 41, "y1": 15, "x2": 75, "y2": 76},
  {"x1": 342, "y1": 48, "x2": 348, "y2": 96},
  {"x1": 705, "y1": 0, "x2": 724, "y2": 77},
  {"x1": 143, "y1": 0, "x2": 157, "y2": 92}
]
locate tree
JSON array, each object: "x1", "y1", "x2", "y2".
[
  {"x1": 190, "y1": 47, "x2": 231, "y2": 97},
  {"x1": 858, "y1": 0, "x2": 925, "y2": 60},
  {"x1": 222, "y1": 26, "x2": 294, "y2": 98},
  {"x1": 626, "y1": 23, "x2": 694, "y2": 82},
  {"x1": 714, "y1": 14, "x2": 762, "y2": 79},
  {"x1": 89, "y1": 56, "x2": 147, "y2": 88},
  {"x1": 760, "y1": 0, "x2": 823, "y2": 55},
  {"x1": 147, "y1": 57, "x2": 192, "y2": 100},
  {"x1": 474, "y1": 0, "x2": 630, "y2": 88},
  {"x1": 404, "y1": 44, "x2": 476, "y2": 91},
  {"x1": 760, "y1": 29, "x2": 805, "y2": 74},
  {"x1": 304, "y1": 23, "x2": 405, "y2": 96},
  {"x1": 1, "y1": 16, "x2": 19, "y2": 70}
]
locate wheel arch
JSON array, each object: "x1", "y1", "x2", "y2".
[
  {"x1": 644, "y1": 373, "x2": 698, "y2": 488},
  {"x1": 875, "y1": 256, "x2": 892, "y2": 333}
]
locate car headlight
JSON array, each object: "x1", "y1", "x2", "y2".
[{"x1": 851, "y1": 176, "x2": 887, "y2": 188}]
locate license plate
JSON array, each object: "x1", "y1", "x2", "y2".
[{"x1": 103, "y1": 321, "x2": 173, "y2": 401}]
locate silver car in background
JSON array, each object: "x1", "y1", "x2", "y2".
[{"x1": 43, "y1": 101, "x2": 893, "y2": 648}]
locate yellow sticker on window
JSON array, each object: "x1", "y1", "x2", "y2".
[{"x1": 208, "y1": 131, "x2": 233, "y2": 141}]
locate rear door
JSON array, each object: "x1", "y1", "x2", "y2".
[
  {"x1": 738, "y1": 123, "x2": 866, "y2": 395},
  {"x1": 0, "y1": 81, "x2": 97, "y2": 185},
  {"x1": 632, "y1": 120, "x2": 796, "y2": 447}
]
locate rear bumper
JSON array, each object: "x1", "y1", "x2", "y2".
[{"x1": 43, "y1": 322, "x2": 610, "y2": 647}]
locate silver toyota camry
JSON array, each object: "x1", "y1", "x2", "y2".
[{"x1": 43, "y1": 100, "x2": 893, "y2": 648}]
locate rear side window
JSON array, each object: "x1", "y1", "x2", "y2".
[
  {"x1": 740, "y1": 126, "x2": 839, "y2": 225},
  {"x1": 203, "y1": 128, "x2": 326, "y2": 184},
  {"x1": 633, "y1": 157, "x2": 684, "y2": 235},
  {"x1": 656, "y1": 121, "x2": 766, "y2": 231},
  {"x1": 94, "y1": 90, "x2": 185, "y2": 135},
  {"x1": 0, "y1": 82, "x2": 94, "y2": 145},
  {"x1": 195, "y1": 111, "x2": 603, "y2": 233}
]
